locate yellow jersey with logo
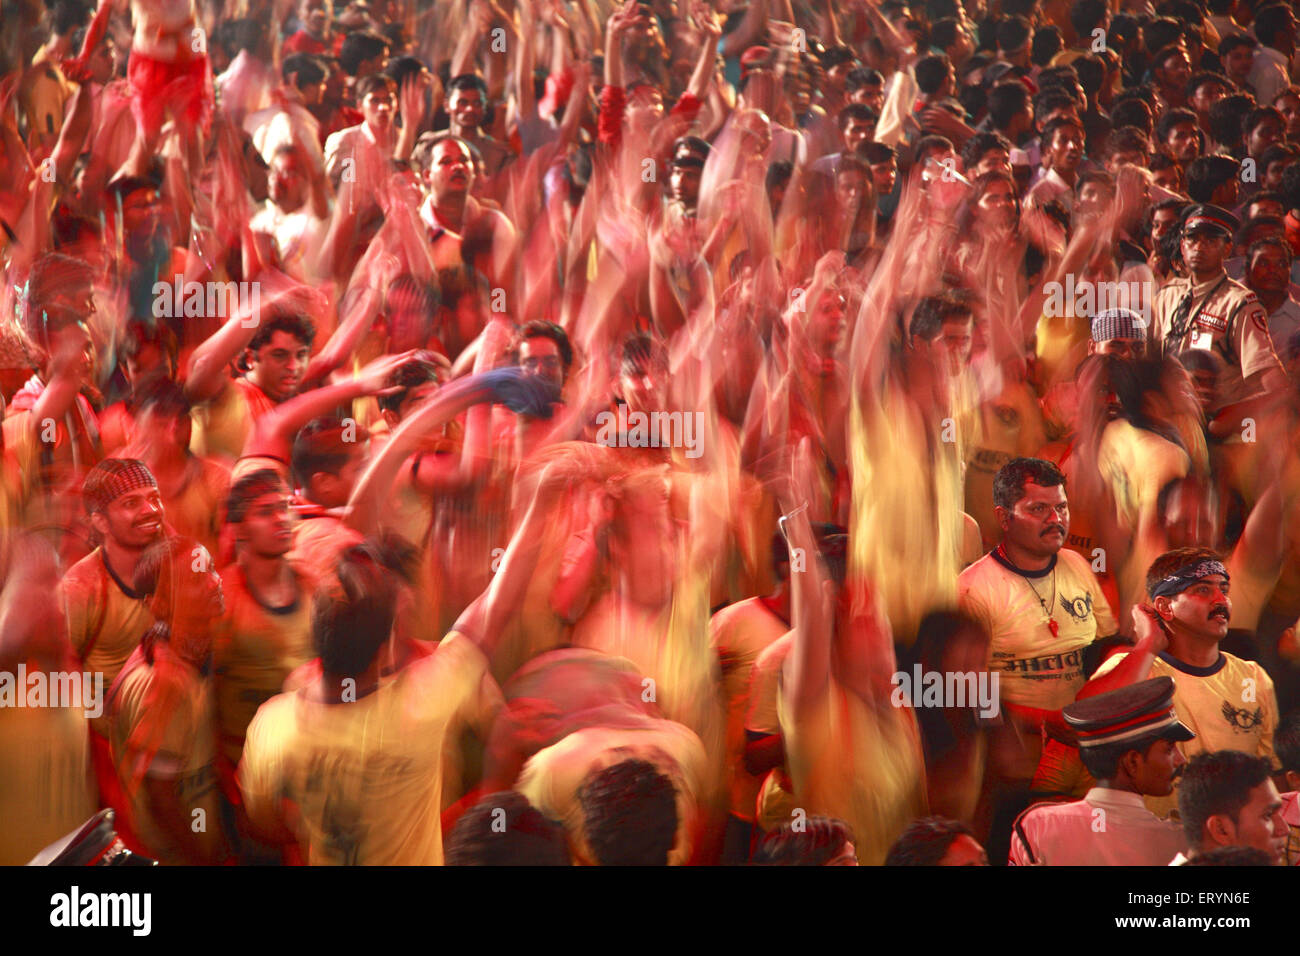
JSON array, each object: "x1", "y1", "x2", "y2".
[
  {"x1": 1091, "y1": 649, "x2": 1278, "y2": 818},
  {"x1": 959, "y1": 548, "x2": 1118, "y2": 710}
]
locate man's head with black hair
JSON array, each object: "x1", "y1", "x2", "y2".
[
  {"x1": 312, "y1": 540, "x2": 400, "y2": 677},
  {"x1": 226, "y1": 468, "x2": 293, "y2": 559},
  {"x1": 961, "y1": 130, "x2": 1012, "y2": 177},
  {"x1": 1208, "y1": 93, "x2": 1256, "y2": 153},
  {"x1": 1156, "y1": 107, "x2": 1201, "y2": 163},
  {"x1": 1243, "y1": 106, "x2": 1285, "y2": 160},
  {"x1": 1031, "y1": 24, "x2": 1063, "y2": 67},
  {"x1": 577, "y1": 759, "x2": 679, "y2": 865},
  {"x1": 846, "y1": 66, "x2": 886, "y2": 111},
  {"x1": 1069, "y1": 0, "x2": 1108, "y2": 40},
  {"x1": 996, "y1": 15, "x2": 1033, "y2": 65},
  {"x1": 291, "y1": 415, "x2": 369, "y2": 506},
  {"x1": 1104, "y1": 125, "x2": 1151, "y2": 173},
  {"x1": 1178, "y1": 751, "x2": 1286, "y2": 863},
  {"x1": 915, "y1": 55, "x2": 954, "y2": 98},
  {"x1": 992, "y1": 457, "x2": 1069, "y2": 562},
  {"x1": 884, "y1": 817, "x2": 987, "y2": 865},
  {"x1": 1218, "y1": 34, "x2": 1258, "y2": 88},
  {"x1": 283, "y1": 53, "x2": 328, "y2": 103},
  {"x1": 1186, "y1": 71, "x2": 1230, "y2": 125},
  {"x1": 1253, "y1": 4, "x2": 1298, "y2": 56},
  {"x1": 1143, "y1": 18, "x2": 1182, "y2": 56},
  {"x1": 445, "y1": 791, "x2": 571, "y2": 865},
  {"x1": 375, "y1": 351, "x2": 443, "y2": 422},
  {"x1": 987, "y1": 81, "x2": 1033, "y2": 139},
  {"x1": 244, "y1": 312, "x2": 316, "y2": 402},
  {"x1": 515, "y1": 320, "x2": 574, "y2": 391},
  {"x1": 1109, "y1": 97, "x2": 1153, "y2": 136},
  {"x1": 753, "y1": 816, "x2": 857, "y2": 865},
  {"x1": 1186, "y1": 154, "x2": 1240, "y2": 205},
  {"x1": 838, "y1": 103, "x2": 878, "y2": 154},
  {"x1": 447, "y1": 73, "x2": 492, "y2": 134},
  {"x1": 1258, "y1": 143, "x2": 1299, "y2": 191},
  {"x1": 338, "y1": 29, "x2": 389, "y2": 76},
  {"x1": 909, "y1": 292, "x2": 974, "y2": 374},
  {"x1": 1034, "y1": 87, "x2": 1081, "y2": 129}
]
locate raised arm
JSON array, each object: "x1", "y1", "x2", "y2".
[
  {"x1": 1077, "y1": 605, "x2": 1167, "y2": 699},
  {"x1": 183, "y1": 295, "x2": 269, "y2": 403},
  {"x1": 453, "y1": 459, "x2": 569, "y2": 658},
  {"x1": 241, "y1": 350, "x2": 418, "y2": 463}
]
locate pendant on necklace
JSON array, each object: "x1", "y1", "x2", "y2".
[{"x1": 1047, "y1": 619, "x2": 1059, "y2": 638}]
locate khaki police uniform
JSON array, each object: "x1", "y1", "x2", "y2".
[{"x1": 1152, "y1": 271, "x2": 1283, "y2": 405}]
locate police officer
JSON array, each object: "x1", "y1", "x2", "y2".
[
  {"x1": 1152, "y1": 204, "x2": 1286, "y2": 409},
  {"x1": 1009, "y1": 676, "x2": 1194, "y2": 865}
]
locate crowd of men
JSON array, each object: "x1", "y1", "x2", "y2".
[{"x1": 1, "y1": 0, "x2": 1299, "y2": 867}]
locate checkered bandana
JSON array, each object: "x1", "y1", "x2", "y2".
[
  {"x1": 1091, "y1": 308, "x2": 1147, "y2": 344},
  {"x1": 82, "y1": 458, "x2": 157, "y2": 514}
]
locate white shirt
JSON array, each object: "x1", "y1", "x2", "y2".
[
  {"x1": 1248, "y1": 46, "x2": 1290, "y2": 108},
  {"x1": 1265, "y1": 295, "x2": 1300, "y2": 360},
  {"x1": 1026, "y1": 167, "x2": 1073, "y2": 212},
  {"x1": 249, "y1": 201, "x2": 326, "y2": 278},
  {"x1": 1009, "y1": 787, "x2": 1188, "y2": 865},
  {"x1": 323, "y1": 122, "x2": 392, "y2": 186}
]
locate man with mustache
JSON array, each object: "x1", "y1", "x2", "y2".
[
  {"x1": 958, "y1": 458, "x2": 1118, "y2": 848},
  {"x1": 1009, "y1": 677, "x2": 1192, "y2": 865},
  {"x1": 1151, "y1": 204, "x2": 1286, "y2": 412},
  {"x1": 412, "y1": 133, "x2": 516, "y2": 311},
  {"x1": 1084, "y1": 547, "x2": 1280, "y2": 819}
]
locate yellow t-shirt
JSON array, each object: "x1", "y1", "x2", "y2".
[
  {"x1": 745, "y1": 632, "x2": 795, "y2": 831},
  {"x1": 191, "y1": 377, "x2": 276, "y2": 464},
  {"x1": 959, "y1": 548, "x2": 1118, "y2": 711},
  {"x1": 1091, "y1": 649, "x2": 1278, "y2": 819},
  {"x1": 162, "y1": 457, "x2": 231, "y2": 557},
  {"x1": 238, "y1": 632, "x2": 497, "y2": 865},
  {"x1": 777, "y1": 677, "x2": 928, "y2": 866},
  {"x1": 962, "y1": 381, "x2": 1048, "y2": 549},
  {"x1": 0, "y1": 701, "x2": 96, "y2": 865},
  {"x1": 1098, "y1": 419, "x2": 1191, "y2": 611},
  {"x1": 709, "y1": 598, "x2": 789, "y2": 821},
  {"x1": 213, "y1": 564, "x2": 313, "y2": 765},
  {"x1": 59, "y1": 548, "x2": 154, "y2": 735},
  {"x1": 288, "y1": 511, "x2": 365, "y2": 592},
  {"x1": 109, "y1": 646, "x2": 223, "y2": 865}
]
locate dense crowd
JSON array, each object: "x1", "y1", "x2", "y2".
[{"x1": 0, "y1": 0, "x2": 1298, "y2": 867}]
